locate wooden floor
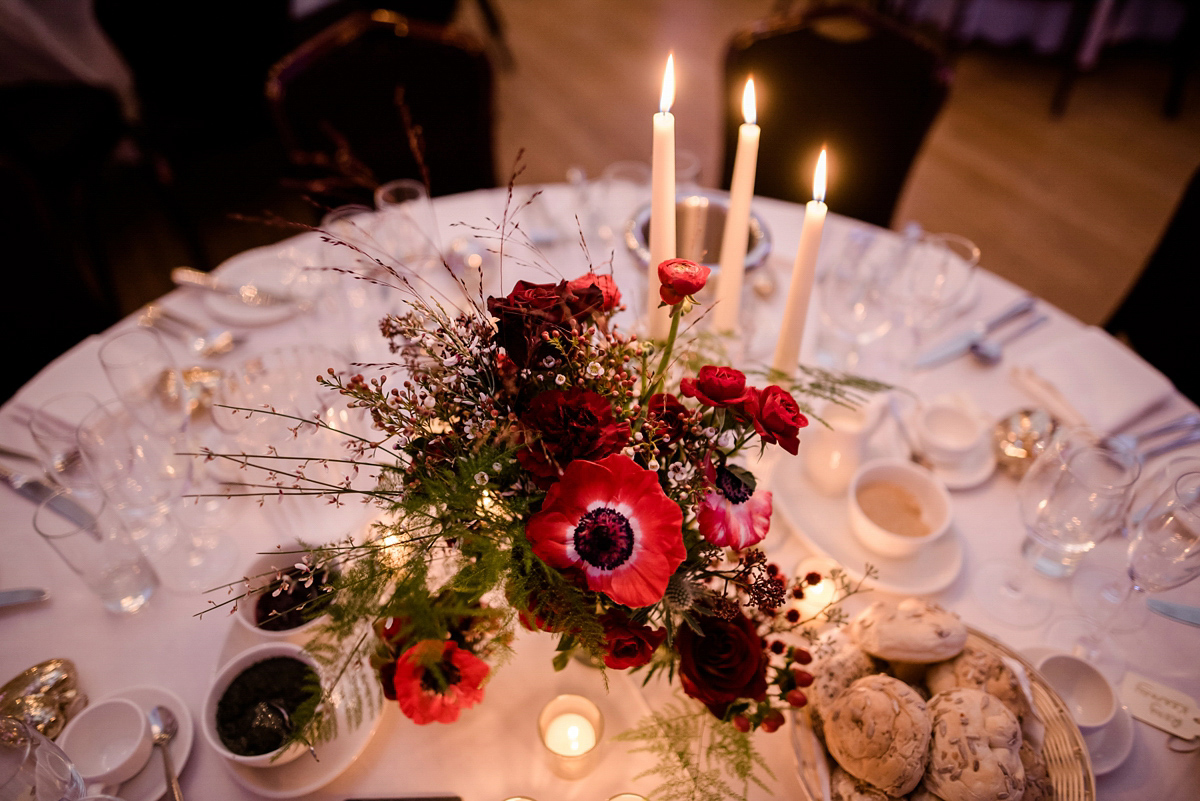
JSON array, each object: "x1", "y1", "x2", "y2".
[{"x1": 475, "y1": 0, "x2": 1200, "y2": 325}]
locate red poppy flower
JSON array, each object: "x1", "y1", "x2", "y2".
[
  {"x1": 741, "y1": 385, "x2": 807, "y2": 455},
  {"x1": 600, "y1": 609, "x2": 667, "y2": 669},
  {"x1": 392, "y1": 640, "x2": 490, "y2": 724},
  {"x1": 524, "y1": 454, "x2": 685, "y2": 607},
  {"x1": 681, "y1": 366, "x2": 749, "y2": 407},
  {"x1": 658, "y1": 258, "x2": 711, "y2": 305},
  {"x1": 698, "y1": 465, "x2": 773, "y2": 550}
]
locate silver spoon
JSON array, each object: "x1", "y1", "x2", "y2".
[
  {"x1": 148, "y1": 705, "x2": 184, "y2": 801},
  {"x1": 968, "y1": 313, "x2": 1049, "y2": 366}
]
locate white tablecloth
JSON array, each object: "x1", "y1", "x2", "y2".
[{"x1": 1, "y1": 185, "x2": 1197, "y2": 800}]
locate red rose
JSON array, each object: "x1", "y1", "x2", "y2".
[
  {"x1": 741, "y1": 385, "x2": 807, "y2": 455},
  {"x1": 567, "y1": 273, "x2": 621, "y2": 315},
  {"x1": 676, "y1": 609, "x2": 769, "y2": 718},
  {"x1": 658, "y1": 258, "x2": 710, "y2": 305},
  {"x1": 487, "y1": 280, "x2": 571, "y2": 367},
  {"x1": 680, "y1": 366, "x2": 749, "y2": 407},
  {"x1": 518, "y1": 388, "x2": 631, "y2": 488},
  {"x1": 600, "y1": 610, "x2": 667, "y2": 669}
]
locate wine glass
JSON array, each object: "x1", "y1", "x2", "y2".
[
  {"x1": 815, "y1": 229, "x2": 897, "y2": 373},
  {"x1": 373, "y1": 178, "x2": 441, "y2": 273},
  {"x1": 0, "y1": 717, "x2": 86, "y2": 800},
  {"x1": 1046, "y1": 469, "x2": 1200, "y2": 679},
  {"x1": 99, "y1": 329, "x2": 191, "y2": 437},
  {"x1": 974, "y1": 426, "x2": 1141, "y2": 628}
]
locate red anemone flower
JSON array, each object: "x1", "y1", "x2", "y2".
[
  {"x1": 525, "y1": 454, "x2": 685, "y2": 607},
  {"x1": 392, "y1": 640, "x2": 489, "y2": 724}
]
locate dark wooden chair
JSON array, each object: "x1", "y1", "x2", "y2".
[
  {"x1": 266, "y1": 9, "x2": 496, "y2": 204},
  {"x1": 1104, "y1": 165, "x2": 1200, "y2": 403},
  {"x1": 722, "y1": 3, "x2": 951, "y2": 228}
]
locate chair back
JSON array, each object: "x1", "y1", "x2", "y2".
[
  {"x1": 1104, "y1": 165, "x2": 1200, "y2": 402},
  {"x1": 267, "y1": 10, "x2": 495, "y2": 199},
  {"x1": 722, "y1": 4, "x2": 951, "y2": 227}
]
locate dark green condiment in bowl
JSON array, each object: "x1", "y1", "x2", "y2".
[{"x1": 203, "y1": 642, "x2": 321, "y2": 767}]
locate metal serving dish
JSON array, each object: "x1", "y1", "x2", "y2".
[{"x1": 625, "y1": 190, "x2": 772, "y2": 273}]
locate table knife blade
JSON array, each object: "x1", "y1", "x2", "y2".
[
  {"x1": 0, "y1": 588, "x2": 48, "y2": 608},
  {"x1": 1147, "y1": 599, "x2": 1200, "y2": 627},
  {"x1": 0, "y1": 465, "x2": 95, "y2": 528},
  {"x1": 913, "y1": 295, "x2": 1036, "y2": 370}
]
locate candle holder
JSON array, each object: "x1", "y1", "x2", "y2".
[{"x1": 537, "y1": 694, "x2": 604, "y2": 780}]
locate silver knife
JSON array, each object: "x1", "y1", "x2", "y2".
[
  {"x1": 171, "y1": 267, "x2": 301, "y2": 307},
  {"x1": 0, "y1": 588, "x2": 48, "y2": 608},
  {"x1": 1147, "y1": 599, "x2": 1200, "y2": 627},
  {"x1": 914, "y1": 295, "x2": 1037, "y2": 370},
  {"x1": 0, "y1": 465, "x2": 95, "y2": 529}
]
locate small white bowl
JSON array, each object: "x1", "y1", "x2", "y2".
[
  {"x1": 235, "y1": 549, "x2": 334, "y2": 640},
  {"x1": 59, "y1": 697, "x2": 152, "y2": 792},
  {"x1": 1036, "y1": 653, "x2": 1117, "y2": 735},
  {"x1": 202, "y1": 642, "x2": 322, "y2": 768},
  {"x1": 848, "y1": 458, "x2": 952, "y2": 558}
]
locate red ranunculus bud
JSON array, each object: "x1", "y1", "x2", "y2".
[
  {"x1": 732, "y1": 714, "x2": 752, "y2": 733},
  {"x1": 657, "y1": 258, "x2": 710, "y2": 305},
  {"x1": 786, "y1": 689, "x2": 808, "y2": 708},
  {"x1": 793, "y1": 648, "x2": 813, "y2": 665},
  {"x1": 792, "y1": 669, "x2": 814, "y2": 687}
]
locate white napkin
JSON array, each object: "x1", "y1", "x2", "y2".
[{"x1": 1010, "y1": 326, "x2": 1174, "y2": 433}]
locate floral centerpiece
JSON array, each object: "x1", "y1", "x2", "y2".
[{"x1": 206, "y1": 187, "x2": 880, "y2": 799}]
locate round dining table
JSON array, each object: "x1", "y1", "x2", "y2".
[{"x1": 1, "y1": 184, "x2": 1197, "y2": 801}]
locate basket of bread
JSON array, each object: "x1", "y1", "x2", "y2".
[{"x1": 792, "y1": 597, "x2": 1095, "y2": 801}]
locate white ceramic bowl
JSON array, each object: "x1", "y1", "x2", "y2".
[
  {"x1": 59, "y1": 697, "x2": 152, "y2": 791},
  {"x1": 1036, "y1": 653, "x2": 1117, "y2": 735},
  {"x1": 235, "y1": 549, "x2": 334, "y2": 640},
  {"x1": 848, "y1": 458, "x2": 952, "y2": 558},
  {"x1": 202, "y1": 642, "x2": 322, "y2": 768}
]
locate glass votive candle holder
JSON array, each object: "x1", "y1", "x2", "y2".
[
  {"x1": 537, "y1": 694, "x2": 604, "y2": 780},
  {"x1": 793, "y1": 556, "x2": 840, "y2": 621}
]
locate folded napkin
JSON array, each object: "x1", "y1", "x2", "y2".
[{"x1": 1010, "y1": 326, "x2": 1174, "y2": 433}]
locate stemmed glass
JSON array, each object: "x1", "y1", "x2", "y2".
[
  {"x1": 815, "y1": 229, "x2": 896, "y2": 373},
  {"x1": 974, "y1": 426, "x2": 1141, "y2": 628},
  {"x1": 1046, "y1": 469, "x2": 1200, "y2": 678},
  {"x1": 373, "y1": 178, "x2": 441, "y2": 273},
  {"x1": 0, "y1": 717, "x2": 86, "y2": 800}
]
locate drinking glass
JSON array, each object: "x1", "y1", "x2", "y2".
[
  {"x1": 0, "y1": 717, "x2": 86, "y2": 801},
  {"x1": 99, "y1": 329, "x2": 190, "y2": 437},
  {"x1": 32, "y1": 489, "x2": 158, "y2": 614},
  {"x1": 974, "y1": 426, "x2": 1141, "y2": 628},
  {"x1": 1046, "y1": 469, "x2": 1200, "y2": 678},
  {"x1": 815, "y1": 229, "x2": 897, "y2": 373},
  {"x1": 594, "y1": 160, "x2": 651, "y2": 247},
  {"x1": 28, "y1": 393, "x2": 101, "y2": 495},
  {"x1": 373, "y1": 178, "x2": 441, "y2": 272},
  {"x1": 78, "y1": 401, "x2": 234, "y2": 592}
]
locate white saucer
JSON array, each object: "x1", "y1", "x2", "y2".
[
  {"x1": 70, "y1": 685, "x2": 195, "y2": 801},
  {"x1": 1084, "y1": 705, "x2": 1135, "y2": 775},
  {"x1": 218, "y1": 686, "x2": 386, "y2": 799},
  {"x1": 202, "y1": 243, "x2": 313, "y2": 327},
  {"x1": 772, "y1": 461, "x2": 964, "y2": 595}
]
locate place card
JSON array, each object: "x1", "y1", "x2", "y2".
[{"x1": 1119, "y1": 671, "x2": 1200, "y2": 740}]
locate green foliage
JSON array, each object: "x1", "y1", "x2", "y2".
[{"x1": 616, "y1": 701, "x2": 773, "y2": 801}]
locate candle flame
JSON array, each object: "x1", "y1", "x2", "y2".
[
  {"x1": 813, "y1": 148, "x2": 827, "y2": 203},
  {"x1": 742, "y1": 77, "x2": 756, "y2": 125},
  {"x1": 660, "y1": 53, "x2": 675, "y2": 114}
]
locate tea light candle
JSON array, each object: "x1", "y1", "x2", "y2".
[
  {"x1": 772, "y1": 149, "x2": 828, "y2": 377},
  {"x1": 647, "y1": 53, "x2": 676, "y2": 340},
  {"x1": 713, "y1": 77, "x2": 759, "y2": 334},
  {"x1": 538, "y1": 694, "x2": 604, "y2": 779},
  {"x1": 795, "y1": 556, "x2": 839, "y2": 620}
]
